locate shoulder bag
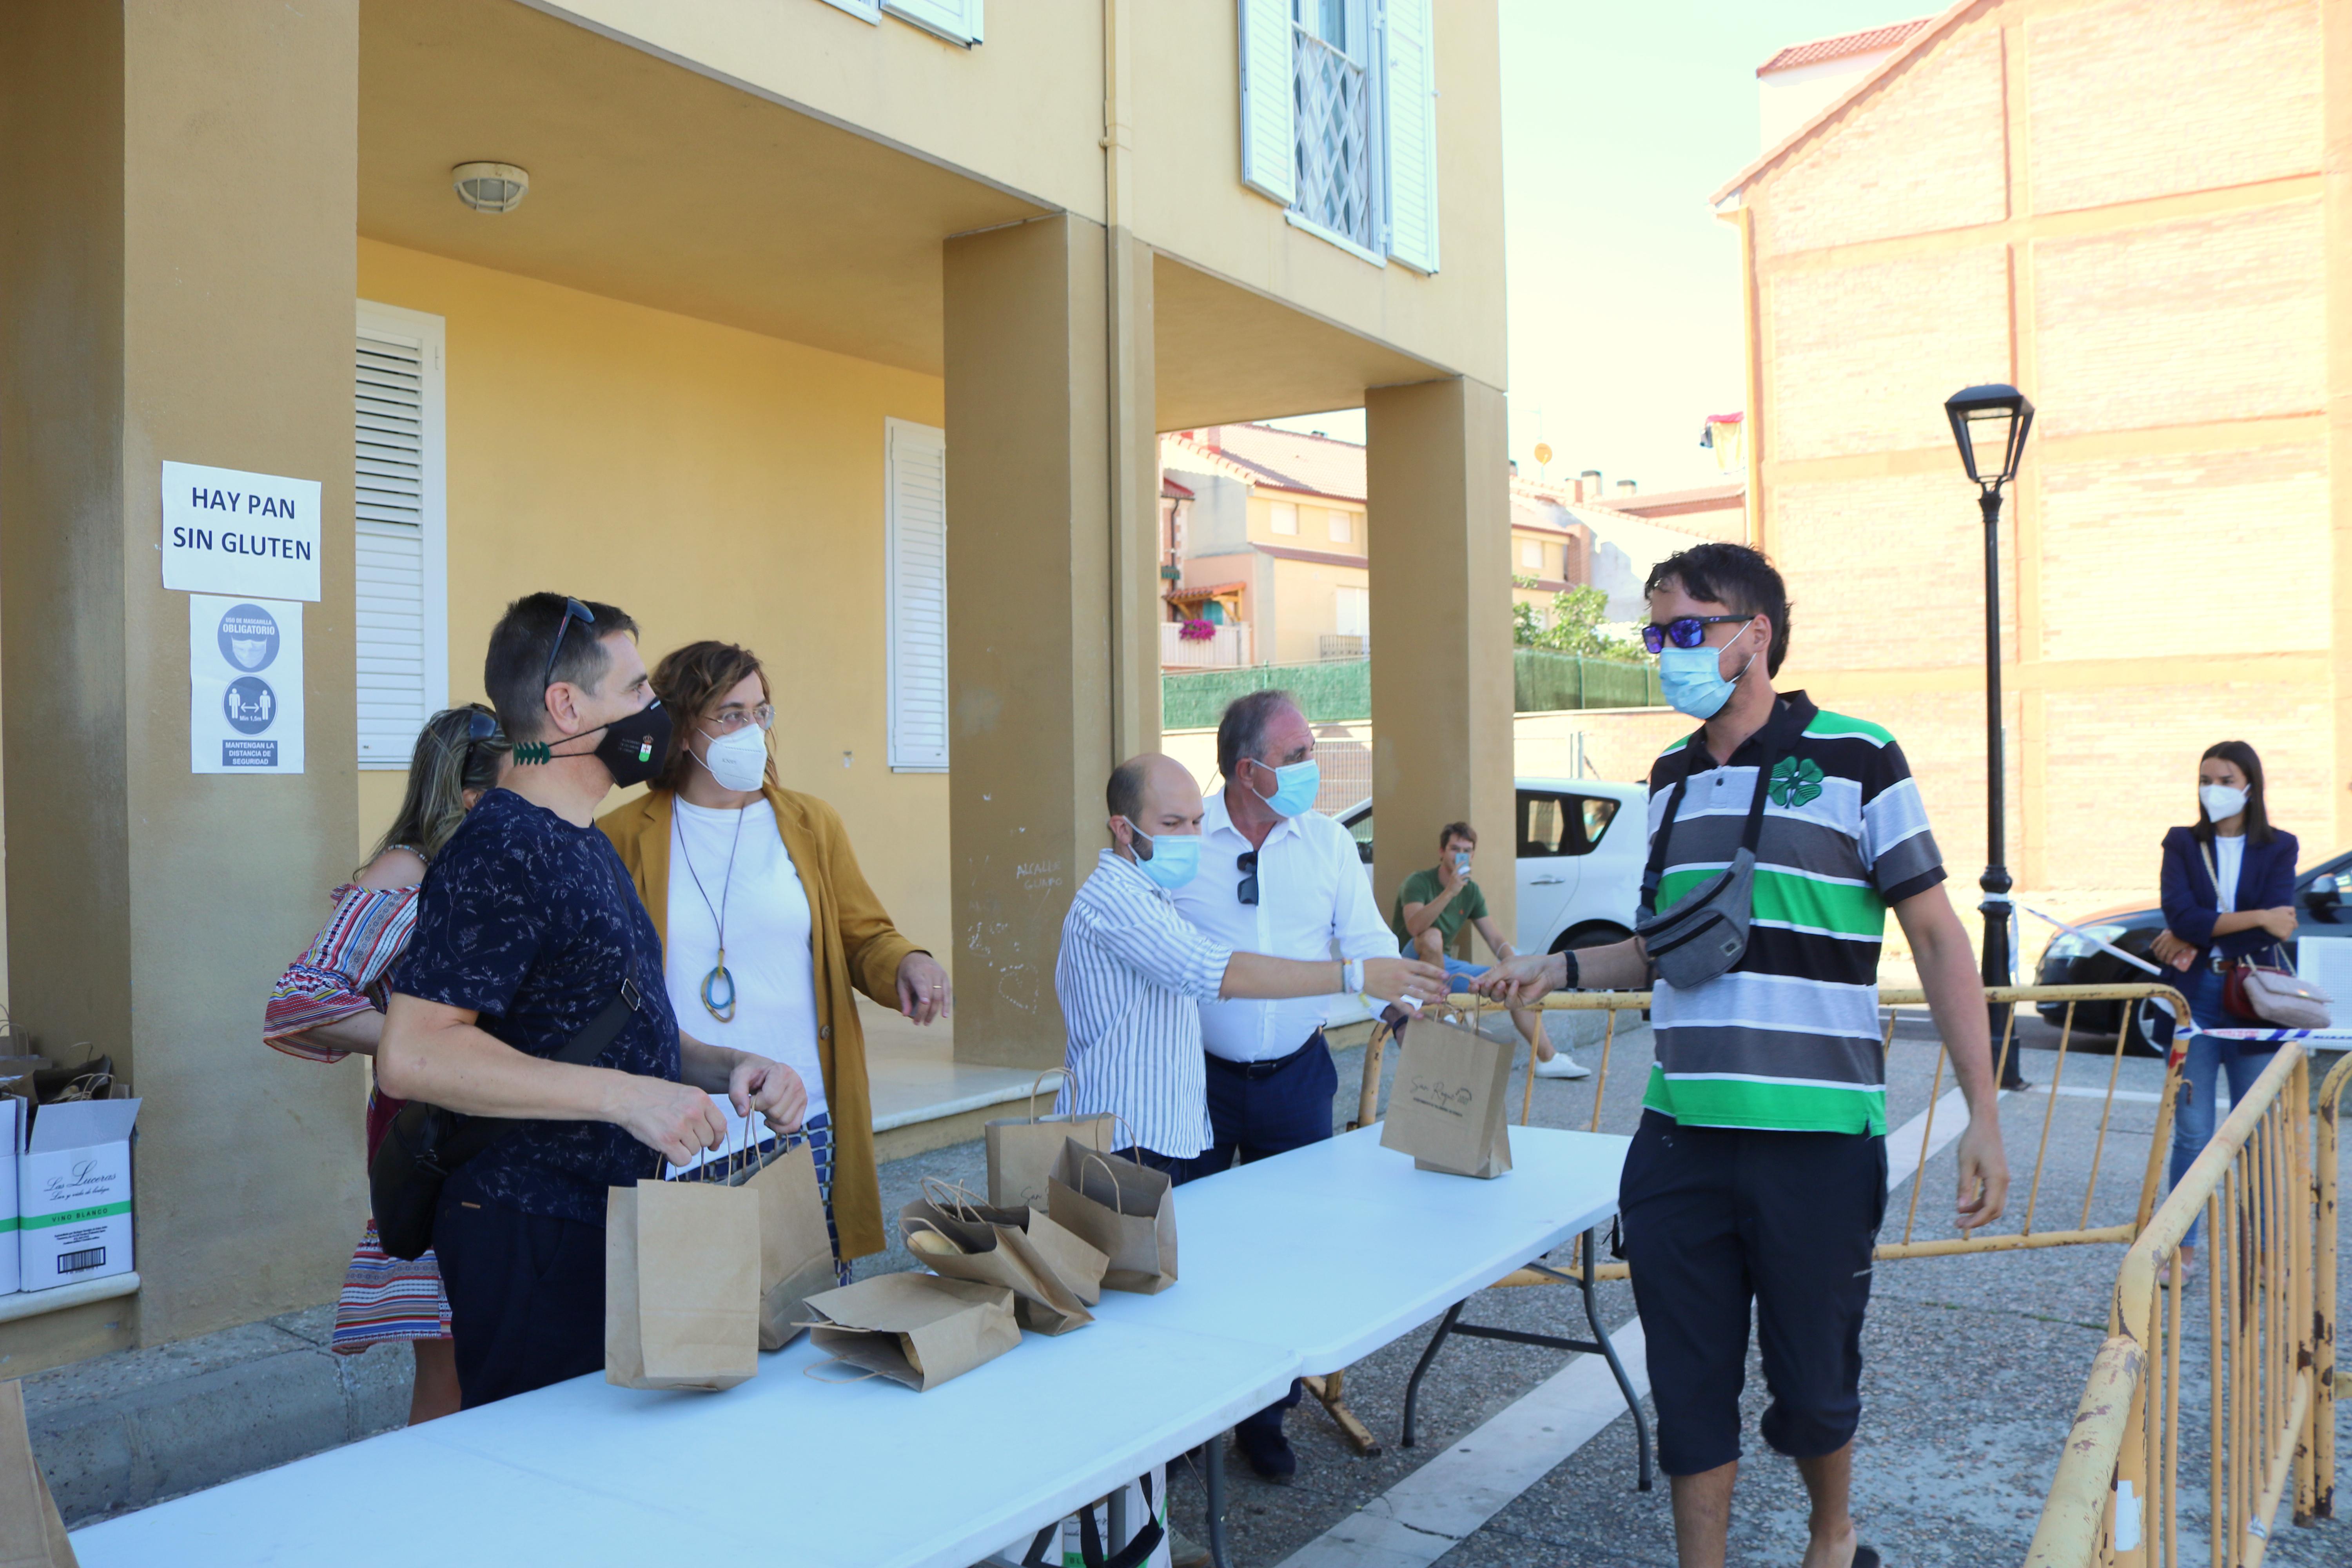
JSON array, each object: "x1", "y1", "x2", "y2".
[
  {"x1": 368, "y1": 977, "x2": 644, "y2": 1260},
  {"x1": 2200, "y1": 844, "x2": 2332, "y2": 1029},
  {"x1": 1634, "y1": 738, "x2": 1783, "y2": 991}
]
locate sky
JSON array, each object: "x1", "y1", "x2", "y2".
[{"x1": 1269, "y1": 0, "x2": 1938, "y2": 495}]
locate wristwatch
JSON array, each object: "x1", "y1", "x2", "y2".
[
  {"x1": 1560, "y1": 950, "x2": 1581, "y2": 991},
  {"x1": 1342, "y1": 958, "x2": 1365, "y2": 994}
]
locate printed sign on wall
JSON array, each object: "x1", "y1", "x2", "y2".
[
  {"x1": 161, "y1": 460, "x2": 321, "y2": 601},
  {"x1": 189, "y1": 595, "x2": 304, "y2": 774}
]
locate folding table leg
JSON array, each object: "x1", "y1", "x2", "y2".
[
  {"x1": 1202, "y1": 1434, "x2": 1231, "y2": 1568},
  {"x1": 1399, "y1": 1300, "x2": 1466, "y2": 1449},
  {"x1": 1576, "y1": 1226, "x2": 1653, "y2": 1492}
]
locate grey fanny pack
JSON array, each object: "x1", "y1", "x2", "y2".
[{"x1": 1635, "y1": 740, "x2": 1782, "y2": 991}]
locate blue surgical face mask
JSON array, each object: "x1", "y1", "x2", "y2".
[
  {"x1": 1250, "y1": 758, "x2": 1321, "y2": 818},
  {"x1": 1123, "y1": 819, "x2": 1201, "y2": 890},
  {"x1": 1657, "y1": 627, "x2": 1760, "y2": 720}
]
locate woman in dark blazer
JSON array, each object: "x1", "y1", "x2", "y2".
[{"x1": 2150, "y1": 739, "x2": 2299, "y2": 1265}]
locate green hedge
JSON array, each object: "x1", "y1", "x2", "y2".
[{"x1": 1161, "y1": 652, "x2": 1660, "y2": 729}]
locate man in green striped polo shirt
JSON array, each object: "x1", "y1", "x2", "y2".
[{"x1": 1477, "y1": 543, "x2": 2008, "y2": 1568}]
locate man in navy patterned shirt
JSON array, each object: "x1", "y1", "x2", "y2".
[{"x1": 383, "y1": 593, "x2": 808, "y2": 1406}]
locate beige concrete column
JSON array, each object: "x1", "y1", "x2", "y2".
[
  {"x1": 943, "y1": 213, "x2": 1158, "y2": 1068},
  {"x1": 1366, "y1": 377, "x2": 1517, "y2": 938},
  {"x1": 0, "y1": 0, "x2": 359, "y2": 1367},
  {"x1": 2327, "y1": 0, "x2": 2352, "y2": 847}
]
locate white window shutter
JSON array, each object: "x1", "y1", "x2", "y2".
[
  {"x1": 1238, "y1": 0, "x2": 1296, "y2": 206},
  {"x1": 354, "y1": 303, "x2": 450, "y2": 770},
  {"x1": 886, "y1": 418, "x2": 950, "y2": 773},
  {"x1": 884, "y1": 0, "x2": 980, "y2": 45},
  {"x1": 1383, "y1": 0, "x2": 1439, "y2": 272}
]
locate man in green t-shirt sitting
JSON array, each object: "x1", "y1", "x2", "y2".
[{"x1": 1391, "y1": 822, "x2": 1588, "y2": 1078}]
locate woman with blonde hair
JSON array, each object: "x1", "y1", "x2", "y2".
[
  {"x1": 264, "y1": 704, "x2": 506, "y2": 1423},
  {"x1": 600, "y1": 641, "x2": 949, "y2": 1276}
]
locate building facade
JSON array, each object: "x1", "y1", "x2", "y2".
[
  {"x1": 1718, "y1": 0, "x2": 2350, "y2": 912},
  {"x1": 1162, "y1": 422, "x2": 1584, "y2": 664},
  {"x1": 0, "y1": 0, "x2": 1509, "y2": 1374}
]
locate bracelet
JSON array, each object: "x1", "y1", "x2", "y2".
[
  {"x1": 1561, "y1": 950, "x2": 1581, "y2": 991},
  {"x1": 1343, "y1": 958, "x2": 1365, "y2": 994}
]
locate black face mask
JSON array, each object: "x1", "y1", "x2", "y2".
[{"x1": 595, "y1": 700, "x2": 671, "y2": 788}]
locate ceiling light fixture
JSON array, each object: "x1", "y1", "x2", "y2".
[{"x1": 451, "y1": 162, "x2": 529, "y2": 214}]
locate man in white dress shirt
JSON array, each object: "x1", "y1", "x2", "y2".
[
  {"x1": 1168, "y1": 690, "x2": 1403, "y2": 1481},
  {"x1": 1055, "y1": 753, "x2": 1441, "y2": 1183}
]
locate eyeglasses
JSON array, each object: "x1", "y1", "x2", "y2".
[
  {"x1": 1236, "y1": 851, "x2": 1259, "y2": 906},
  {"x1": 705, "y1": 704, "x2": 775, "y2": 737},
  {"x1": 1641, "y1": 615, "x2": 1751, "y2": 655},
  {"x1": 541, "y1": 598, "x2": 597, "y2": 692}
]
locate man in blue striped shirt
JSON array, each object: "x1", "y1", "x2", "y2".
[{"x1": 1054, "y1": 753, "x2": 1443, "y2": 1181}]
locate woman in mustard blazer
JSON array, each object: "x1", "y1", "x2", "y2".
[{"x1": 599, "y1": 641, "x2": 951, "y2": 1267}]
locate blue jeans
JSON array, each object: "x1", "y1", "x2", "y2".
[{"x1": 2166, "y1": 963, "x2": 2276, "y2": 1248}]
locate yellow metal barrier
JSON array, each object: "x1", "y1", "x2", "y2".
[
  {"x1": 2023, "y1": 1044, "x2": 2345, "y2": 1566},
  {"x1": 1352, "y1": 982, "x2": 2193, "y2": 1283}
]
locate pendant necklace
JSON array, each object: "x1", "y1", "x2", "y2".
[{"x1": 679, "y1": 802, "x2": 747, "y2": 1022}]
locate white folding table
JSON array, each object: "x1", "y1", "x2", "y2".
[{"x1": 70, "y1": 1125, "x2": 1633, "y2": 1568}]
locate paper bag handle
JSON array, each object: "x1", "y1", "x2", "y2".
[
  {"x1": 1026, "y1": 1067, "x2": 1074, "y2": 1119},
  {"x1": 1078, "y1": 1149, "x2": 1130, "y2": 1217},
  {"x1": 920, "y1": 1174, "x2": 990, "y2": 1219},
  {"x1": 800, "y1": 1357, "x2": 887, "y2": 1385}
]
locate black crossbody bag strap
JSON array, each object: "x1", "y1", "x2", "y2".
[
  {"x1": 425, "y1": 976, "x2": 646, "y2": 1174},
  {"x1": 1639, "y1": 719, "x2": 1793, "y2": 919}
]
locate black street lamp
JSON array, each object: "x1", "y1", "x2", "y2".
[{"x1": 1944, "y1": 383, "x2": 2034, "y2": 1091}]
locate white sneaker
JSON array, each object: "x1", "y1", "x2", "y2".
[{"x1": 1532, "y1": 1051, "x2": 1592, "y2": 1079}]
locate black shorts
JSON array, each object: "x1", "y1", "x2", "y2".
[
  {"x1": 433, "y1": 1193, "x2": 607, "y2": 1409},
  {"x1": 1619, "y1": 1109, "x2": 1887, "y2": 1476}
]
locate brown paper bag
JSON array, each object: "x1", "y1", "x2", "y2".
[
  {"x1": 0, "y1": 1381, "x2": 75, "y2": 1568},
  {"x1": 1046, "y1": 1138, "x2": 1179, "y2": 1294},
  {"x1": 1379, "y1": 1008, "x2": 1515, "y2": 1178},
  {"x1": 984, "y1": 1069, "x2": 1114, "y2": 1210},
  {"x1": 802, "y1": 1273, "x2": 1021, "y2": 1391},
  {"x1": 726, "y1": 1139, "x2": 839, "y2": 1350},
  {"x1": 900, "y1": 1181, "x2": 1107, "y2": 1335},
  {"x1": 606, "y1": 1177, "x2": 760, "y2": 1391}
]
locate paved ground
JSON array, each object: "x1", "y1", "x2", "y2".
[{"x1": 875, "y1": 1012, "x2": 2351, "y2": 1567}]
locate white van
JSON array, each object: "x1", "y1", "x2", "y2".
[{"x1": 1337, "y1": 777, "x2": 1650, "y2": 956}]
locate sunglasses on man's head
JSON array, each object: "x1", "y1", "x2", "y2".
[
  {"x1": 541, "y1": 597, "x2": 597, "y2": 691},
  {"x1": 1641, "y1": 615, "x2": 1751, "y2": 655}
]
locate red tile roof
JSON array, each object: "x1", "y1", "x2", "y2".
[{"x1": 1757, "y1": 17, "x2": 1932, "y2": 77}]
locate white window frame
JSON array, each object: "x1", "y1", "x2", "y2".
[
  {"x1": 885, "y1": 417, "x2": 951, "y2": 773},
  {"x1": 354, "y1": 300, "x2": 449, "y2": 771},
  {"x1": 1327, "y1": 508, "x2": 1352, "y2": 543},
  {"x1": 820, "y1": 0, "x2": 881, "y2": 20},
  {"x1": 885, "y1": 0, "x2": 982, "y2": 45},
  {"x1": 1269, "y1": 500, "x2": 1300, "y2": 536}
]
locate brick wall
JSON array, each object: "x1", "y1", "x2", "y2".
[{"x1": 1772, "y1": 470, "x2": 2022, "y2": 670}]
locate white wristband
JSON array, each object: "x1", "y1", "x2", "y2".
[{"x1": 1343, "y1": 958, "x2": 1365, "y2": 994}]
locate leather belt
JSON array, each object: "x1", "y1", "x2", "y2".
[{"x1": 1205, "y1": 1030, "x2": 1325, "y2": 1081}]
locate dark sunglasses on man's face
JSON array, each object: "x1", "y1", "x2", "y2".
[
  {"x1": 1642, "y1": 615, "x2": 1751, "y2": 655},
  {"x1": 1236, "y1": 851, "x2": 1259, "y2": 906}
]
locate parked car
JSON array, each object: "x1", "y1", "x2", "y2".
[
  {"x1": 1336, "y1": 778, "x2": 1649, "y2": 957},
  {"x1": 2032, "y1": 846, "x2": 2352, "y2": 1054}
]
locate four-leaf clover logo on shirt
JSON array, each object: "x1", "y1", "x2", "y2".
[{"x1": 1768, "y1": 755, "x2": 1825, "y2": 809}]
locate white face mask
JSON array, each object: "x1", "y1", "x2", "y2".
[
  {"x1": 2200, "y1": 782, "x2": 2248, "y2": 823},
  {"x1": 697, "y1": 724, "x2": 768, "y2": 793}
]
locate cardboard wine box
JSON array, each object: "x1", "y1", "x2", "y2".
[
  {"x1": 0, "y1": 1098, "x2": 19, "y2": 1296},
  {"x1": 18, "y1": 1098, "x2": 139, "y2": 1291}
]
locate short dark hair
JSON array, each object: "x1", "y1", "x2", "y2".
[
  {"x1": 483, "y1": 593, "x2": 639, "y2": 744},
  {"x1": 1217, "y1": 688, "x2": 1299, "y2": 778},
  {"x1": 1439, "y1": 821, "x2": 1476, "y2": 849},
  {"x1": 2195, "y1": 739, "x2": 2275, "y2": 847},
  {"x1": 1644, "y1": 543, "x2": 1792, "y2": 676},
  {"x1": 1106, "y1": 756, "x2": 1153, "y2": 823}
]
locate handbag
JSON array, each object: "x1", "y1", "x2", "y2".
[
  {"x1": 1634, "y1": 719, "x2": 1791, "y2": 990},
  {"x1": 367, "y1": 977, "x2": 644, "y2": 1260},
  {"x1": 2220, "y1": 944, "x2": 2332, "y2": 1029}
]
